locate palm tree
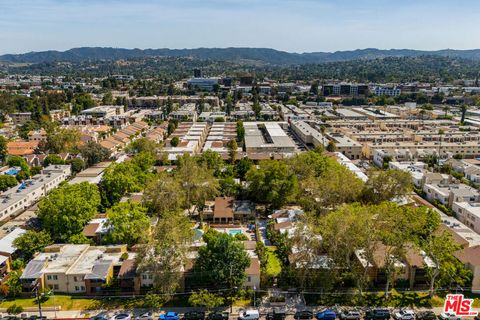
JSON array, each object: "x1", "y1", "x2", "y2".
[{"x1": 443, "y1": 105, "x2": 450, "y2": 117}]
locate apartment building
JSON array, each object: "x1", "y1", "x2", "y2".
[
  {"x1": 453, "y1": 202, "x2": 480, "y2": 234},
  {"x1": 202, "y1": 122, "x2": 239, "y2": 157},
  {"x1": 0, "y1": 165, "x2": 71, "y2": 221},
  {"x1": 423, "y1": 182, "x2": 480, "y2": 208},
  {"x1": 20, "y1": 244, "x2": 132, "y2": 294}
]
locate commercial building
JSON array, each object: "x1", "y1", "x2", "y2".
[
  {"x1": 374, "y1": 86, "x2": 401, "y2": 96},
  {"x1": 187, "y1": 78, "x2": 219, "y2": 91}
]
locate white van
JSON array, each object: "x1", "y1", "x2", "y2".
[{"x1": 239, "y1": 310, "x2": 260, "y2": 320}]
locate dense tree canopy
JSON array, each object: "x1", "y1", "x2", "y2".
[
  {"x1": 38, "y1": 182, "x2": 101, "y2": 242},
  {"x1": 195, "y1": 229, "x2": 250, "y2": 290},
  {"x1": 104, "y1": 202, "x2": 150, "y2": 246}
]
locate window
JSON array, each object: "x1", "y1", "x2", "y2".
[
  {"x1": 54, "y1": 284, "x2": 59, "y2": 290},
  {"x1": 47, "y1": 275, "x2": 52, "y2": 280},
  {"x1": 81, "y1": 286, "x2": 85, "y2": 291},
  {"x1": 75, "y1": 286, "x2": 79, "y2": 291},
  {"x1": 148, "y1": 274, "x2": 153, "y2": 280},
  {"x1": 53, "y1": 275, "x2": 58, "y2": 280},
  {"x1": 247, "y1": 276, "x2": 251, "y2": 282},
  {"x1": 142, "y1": 274, "x2": 147, "y2": 280}
]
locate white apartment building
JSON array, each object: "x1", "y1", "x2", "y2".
[
  {"x1": 453, "y1": 202, "x2": 480, "y2": 234},
  {"x1": 0, "y1": 165, "x2": 71, "y2": 221}
]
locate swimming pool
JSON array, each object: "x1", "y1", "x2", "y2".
[{"x1": 228, "y1": 229, "x2": 242, "y2": 236}]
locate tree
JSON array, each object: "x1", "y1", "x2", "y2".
[
  {"x1": 43, "y1": 154, "x2": 65, "y2": 166},
  {"x1": 104, "y1": 202, "x2": 150, "y2": 246},
  {"x1": 361, "y1": 169, "x2": 412, "y2": 204},
  {"x1": 47, "y1": 127, "x2": 81, "y2": 153},
  {"x1": 4, "y1": 271, "x2": 22, "y2": 297},
  {"x1": 6, "y1": 304, "x2": 23, "y2": 315},
  {"x1": 170, "y1": 137, "x2": 179, "y2": 147},
  {"x1": 0, "y1": 175, "x2": 17, "y2": 192},
  {"x1": 310, "y1": 81, "x2": 319, "y2": 96},
  {"x1": 235, "y1": 157, "x2": 252, "y2": 180},
  {"x1": 80, "y1": 141, "x2": 110, "y2": 167},
  {"x1": 144, "y1": 173, "x2": 184, "y2": 217},
  {"x1": 100, "y1": 159, "x2": 153, "y2": 208},
  {"x1": 246, "y1": 160, "x2": 298, "y2": 209},
  {"x1": 197, "y1": 150, "x2": 225, "y2": 177},
  {"x1": 196, "y1": 230, "x2": 250, "y2": 289},
  {"x1": 13, "y1": 230, "x2": 53, "y2": 260},
  {"x1": 460, "y1": 105, "x2": 468, "y2": 125},
  {"x1": 38, "y1": 182, "x2": 101, "y2": 242},
  {"x1": 189, "y1": 290, "x2": 225, "y2": 310},
  {"x1": 326, "y1": 140, "x2": 336, "y2": 152},
  {"x1": 102, "y1": 91, "x2": 113, "y2": 105},
  {"x1": 127, "y1": 138, "x2": 158, "y2": 155},
  {"x1": 236, "y1": 121, "x2": 245, "y2": 145},
  {"x1": 0, "y1": 136, "x2": 7, "y2": 164},
  {"x1": 136, "y1": 211, "x2": 193, "y2": 298},
  {"x1": 423, "y1": 229, "x2": 471, "y2": 297},
  {"x1": 7, "y1": 156, "x2": 30, "y2": 176},
  {"x1": 177, "y1": 154, "x2": 219, "y2": 214},
  {"x1": 227, "y1": 139, "x2": 238, "y2": 163},
  {"x1": 69, "y1": 158, "x2": 85, "y2": 174}
]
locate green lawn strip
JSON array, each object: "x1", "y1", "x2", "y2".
[{"x1": 265, "y1": 247, "x2": 282, "y2": 277}]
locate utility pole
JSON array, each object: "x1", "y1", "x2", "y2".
[
  {"x1": 229, "y1": 263, "x2": 233, "y2": 314},
  {"x1": 34, "y1": 283, "x2": 43, "y2": 318}
]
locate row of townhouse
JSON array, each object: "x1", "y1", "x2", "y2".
[{"x1": 99, "y1": 121, "x2": 149, "y2": 154}]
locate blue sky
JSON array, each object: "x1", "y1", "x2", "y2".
[{"x1": 0, "y1": 0, "x2": 479, "y2": 54}]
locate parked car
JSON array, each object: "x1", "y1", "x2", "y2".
[
  {"x1": 295, "y1": 311, "x2": 314, "y2": 320},
  {"x1": 316, "y1": 310, "x2": 337, "y2": 320},
  {"x1": 365, "y1": 309, "x2": 390, "y2": 320},
  {"x1": 159, "y1": 313, "x2": 180, "y2": 320},
  {"x1": 239, "y1": 310, "x2": 260, "y2": 320},
  {"x1": 91, "y1": 315, "x2": 109, "y2": 320},
  {"x1": 137, "y1": 312, "x2": 154, "y2": 320},
  {"x1": 266, "y1": 308, "x2": 286, "y2": 320},
  {"x1": 339, "y1": 311, "x2": 362, "y2": 320},
  {"x1": 416, "y1": 311, "x2": 437, "y2": 320},
  {"x1": 207, "y1": 312, "x2": 229, "y2": 320},
  {"x1": 184, "y1": 311, "x2": 205, "y2": 320},
  {"x1": 112, "y1": 314, "x2": 132, "y2": 320},
  {"x1": 439, "y1": 313, "x2": 461, "y2": 320},
  {"x1": 393, "y1": 310, "x2": 415, "y2": 320}
]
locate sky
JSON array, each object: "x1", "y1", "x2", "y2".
[{"x1": 1, "y1": 0, "x2": 480, "y2": 55}]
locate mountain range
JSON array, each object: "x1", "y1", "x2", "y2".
[{"x1": 2, "y1": 47, "x2": 480, "y2": 65}]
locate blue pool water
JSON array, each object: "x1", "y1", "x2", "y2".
[{"x1": 228, "y1": 229, "x2": 242, "y2": 236}]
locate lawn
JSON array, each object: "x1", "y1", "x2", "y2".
[
  {"x1": 265, "y1": 247, "x2": 282, "y2": 277},
  {"x1": 0, "y1": 295, "x2": 100, "y2": 310}
]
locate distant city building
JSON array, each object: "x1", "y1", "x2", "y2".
[
  {"x1": 187, "y1": 78, "x2": 219, "y2": 91},
  {"x1": 374, "y1": 86, "x2": 401, "y2": 97}
]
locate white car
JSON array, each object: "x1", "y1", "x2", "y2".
[
  {"x1": 239, "y1": 310, "x2": 260, "y2": 320},
  {"x1": 439, "y1": 312, "x2": 461, "y2": 320},
  {"x1": 136, "y1": 312, "x2": 153, "y2": 320},
  {"x1": 111, "y1": 314, "x2": 132, "y2": 320},
  {"x1": 394, "y1": 310, "x2": 415, "y2": 320}
]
